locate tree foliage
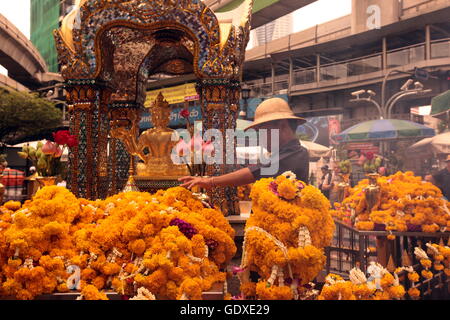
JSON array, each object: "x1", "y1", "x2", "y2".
[{"x1": 0, "y1": 87, "x2": 62, "y2": 145}]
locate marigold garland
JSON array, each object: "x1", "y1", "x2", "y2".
[
  {"x1": 239, "y1": 172, "x2": 334, "y2": 300},
  {"x1": 0, "y1": 186, "x2": 236, "y2": 300},
  {"x1": 318, "y1": 265, "x2": 405, "y2": 300}
]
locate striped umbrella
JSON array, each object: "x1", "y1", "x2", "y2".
[{"x1": 333, "y1": 119, "x2": 435, "y2": 143}]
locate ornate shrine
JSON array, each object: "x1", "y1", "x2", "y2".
[{"x1": 54, "y1": 0, "x2": 254, "y2": 214}]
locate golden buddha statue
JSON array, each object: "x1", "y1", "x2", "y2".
[
  {"x1": 110, "y1": 92, "x2": 188, "y2": 180},
  {"x1": 136, "y1": 93, "x2": 188, "y2": 178}
]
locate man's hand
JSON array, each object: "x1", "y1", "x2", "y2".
[{"x1": 178, "y1": 176, "x2": 213, "y2": 190}]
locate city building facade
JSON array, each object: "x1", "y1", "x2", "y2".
[
  {"x1": 30, "y1": 0, "x2": 74, "y2": 73},
  {"x1": 243, "y1": 0, "x2": 450, "y2": 132}
]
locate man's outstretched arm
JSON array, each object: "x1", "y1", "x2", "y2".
[{"x1": 179, "y1": 167, "x2": 256, "y2": 189}]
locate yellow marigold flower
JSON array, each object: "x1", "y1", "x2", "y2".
[
  {"x1": 128, "y1": 239, "x2": 146, "y2": 256},
  {"x1": 80, "y1": 284, "x2": 108, "y2": 300},
  {"x1": 421, "y1": 270, "x2": 433, "y2": 279},
  {"x1": 380, "y1": 273, "x2": 395, "y2": 288},
  {"x1": 408, "y1": 287, "x2": 420, "y2": 299},
  {"x1": 433, "y1": 263, "x2": 444, "y2": 271},
  {"x1": 355, "y1": 221, "x2": 375, "y2": 231},
  {"x1": 408, "y1": 272, "x2": 419, "y2": 282},
  {"x1": 387, "y1": 285, "x2": 405, "y2": 299},
  {"x1": 256, "y1": 282, "x2": 293, "y2": 300},
  {"x1": 4, "y1": 201, "x2": 21, "y2": 211},
  {"x1": 420, "y1": 259, "x2": 432, "y2": 269},
  {"x1": 277, "y1": 180, "x2": 297, "y2": 200}
]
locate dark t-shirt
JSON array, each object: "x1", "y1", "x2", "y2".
[
  {"x1": 433, "y1": 168, "x2": 450, "y2": 199},
  {"x1": 319, "y1": 172, "x2": 332, "y2": 198},
  {"x1": 249, "y1": 139, "x2": 310, "y2": 183}
]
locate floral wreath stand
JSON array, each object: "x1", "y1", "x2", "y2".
[{"x1": 238, "y1": 225, "x2": 315, "y2": 300}]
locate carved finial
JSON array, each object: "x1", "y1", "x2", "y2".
[
  {"x1": 387, "y1": 255, "x2": 396, "y2": 273},
  {"x1": 401, "y1": 249, "x2": 412, "y2": 267}
]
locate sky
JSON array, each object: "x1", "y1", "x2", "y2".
[
  {"x1": 0, "y1": 0, "x2": 352, "y2": 73},
  {"x1": 293, "y1": 0, "x2": 352, "y2": 32},
  {"x1": 0, "y1": 0, "x2": 352, "y2": 41},
  {"x1": 0, "y1": 0, "x2": 30, "y2": 38}
]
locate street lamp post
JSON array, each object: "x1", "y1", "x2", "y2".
[
  {"x1": 240, "y1": 85, "x2": 251, "y2": 120},
  {"x1": 349, "y1": 78, "x2": 432, "y2": 157},
  {"x1": 350, "y1": 79, "x2": 432, "y2": 119},
  {"x1": 350, "y1": 89, "x2": 383, "y2": 119}
]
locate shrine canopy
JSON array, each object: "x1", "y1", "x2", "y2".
[{"x1": 55, "y1": 0, "x2": 254, "y2": 105}]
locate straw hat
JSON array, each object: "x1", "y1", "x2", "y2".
[{"x1": 245, "y1": 98, "x2": 306, "y2": 130}]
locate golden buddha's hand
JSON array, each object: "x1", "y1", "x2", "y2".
[{"x1": 178, "y1": 176, "x2": 213, "y2": 190}]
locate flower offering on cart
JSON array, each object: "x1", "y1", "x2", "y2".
[{"x1": 331, "y1": 171, "x2": 450, "y2": 233}]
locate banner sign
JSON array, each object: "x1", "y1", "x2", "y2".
[
  {"x1": 139, "y1": 105, "x2": 202, "y2": 129},
  {"x1": 145, "y1": 83, "x2": 199, "y2": 106},
  {"x1": 344, "y1": 142, "x2": 380, "y2": 154}
]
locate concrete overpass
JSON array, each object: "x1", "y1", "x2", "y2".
[
  {"x1": 0, "y1": 13, "x2": 61, "y2": 90},
  {"x1": 204, "y1": 0, "x2": 316, "y2": 28},
  {"x1": 244, "y1": 0, "x2": 450, "y2": 107}
]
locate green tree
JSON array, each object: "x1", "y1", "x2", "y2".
[{"x1": 0, "y1": 86, "x2": 62, "y2": 145}]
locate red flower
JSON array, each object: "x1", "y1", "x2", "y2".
[
  {"x1": 365, "y1": 151, "x2": 374, "y2": 160},
  {"x1": 180, "y1": 109, "x2": 190, "y2": 119},
  {"x1": 52, "y1": 130, "x2": 70, "y2": 145},
  {"x1": 66, "y1": 135, "x2": 78, "y2": 148}
]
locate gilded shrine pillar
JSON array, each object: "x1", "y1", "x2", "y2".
[
  {"x1": 197, "y1": 79, "x2": 241, "y2": 216},
  {"x1": 108, "y1": 102, "x2": 142, "y2": 194},
  {"x1": 65, "y1": 80, "x2": 110, "y2": 200}
]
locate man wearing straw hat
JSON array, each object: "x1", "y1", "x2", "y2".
[
  {"x1": 432, "y1": 155, "x2": 450, "y2": 200},
  {"x1": 179, "y1": 98, "x2": 309, "y2": 189}
]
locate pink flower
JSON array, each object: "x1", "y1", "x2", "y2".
[
  {"x1": 357, "y1": 155, "x2": 366, "y2": 166},
  {"x1": 202, "y1": 140, "x2": 214, "y2": 155},
  {"x1": 54, "y1": 147, "x2": 63, "y2": 158},
  {"x1": 269, "y1": 181, "x2": 279, "y2": 196},
  {"x1": 41, "y1": 141, "x2": 58, "y2": 155},
  {"x1": 175, "y1": 139, "x2": 190, "y2": 157},
  {"x1": 189, "y1": 133, "x2": 203, "y2": 152},
  {"x1": 231, "y1": 266, "x2": 245, "y2": 275}
]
